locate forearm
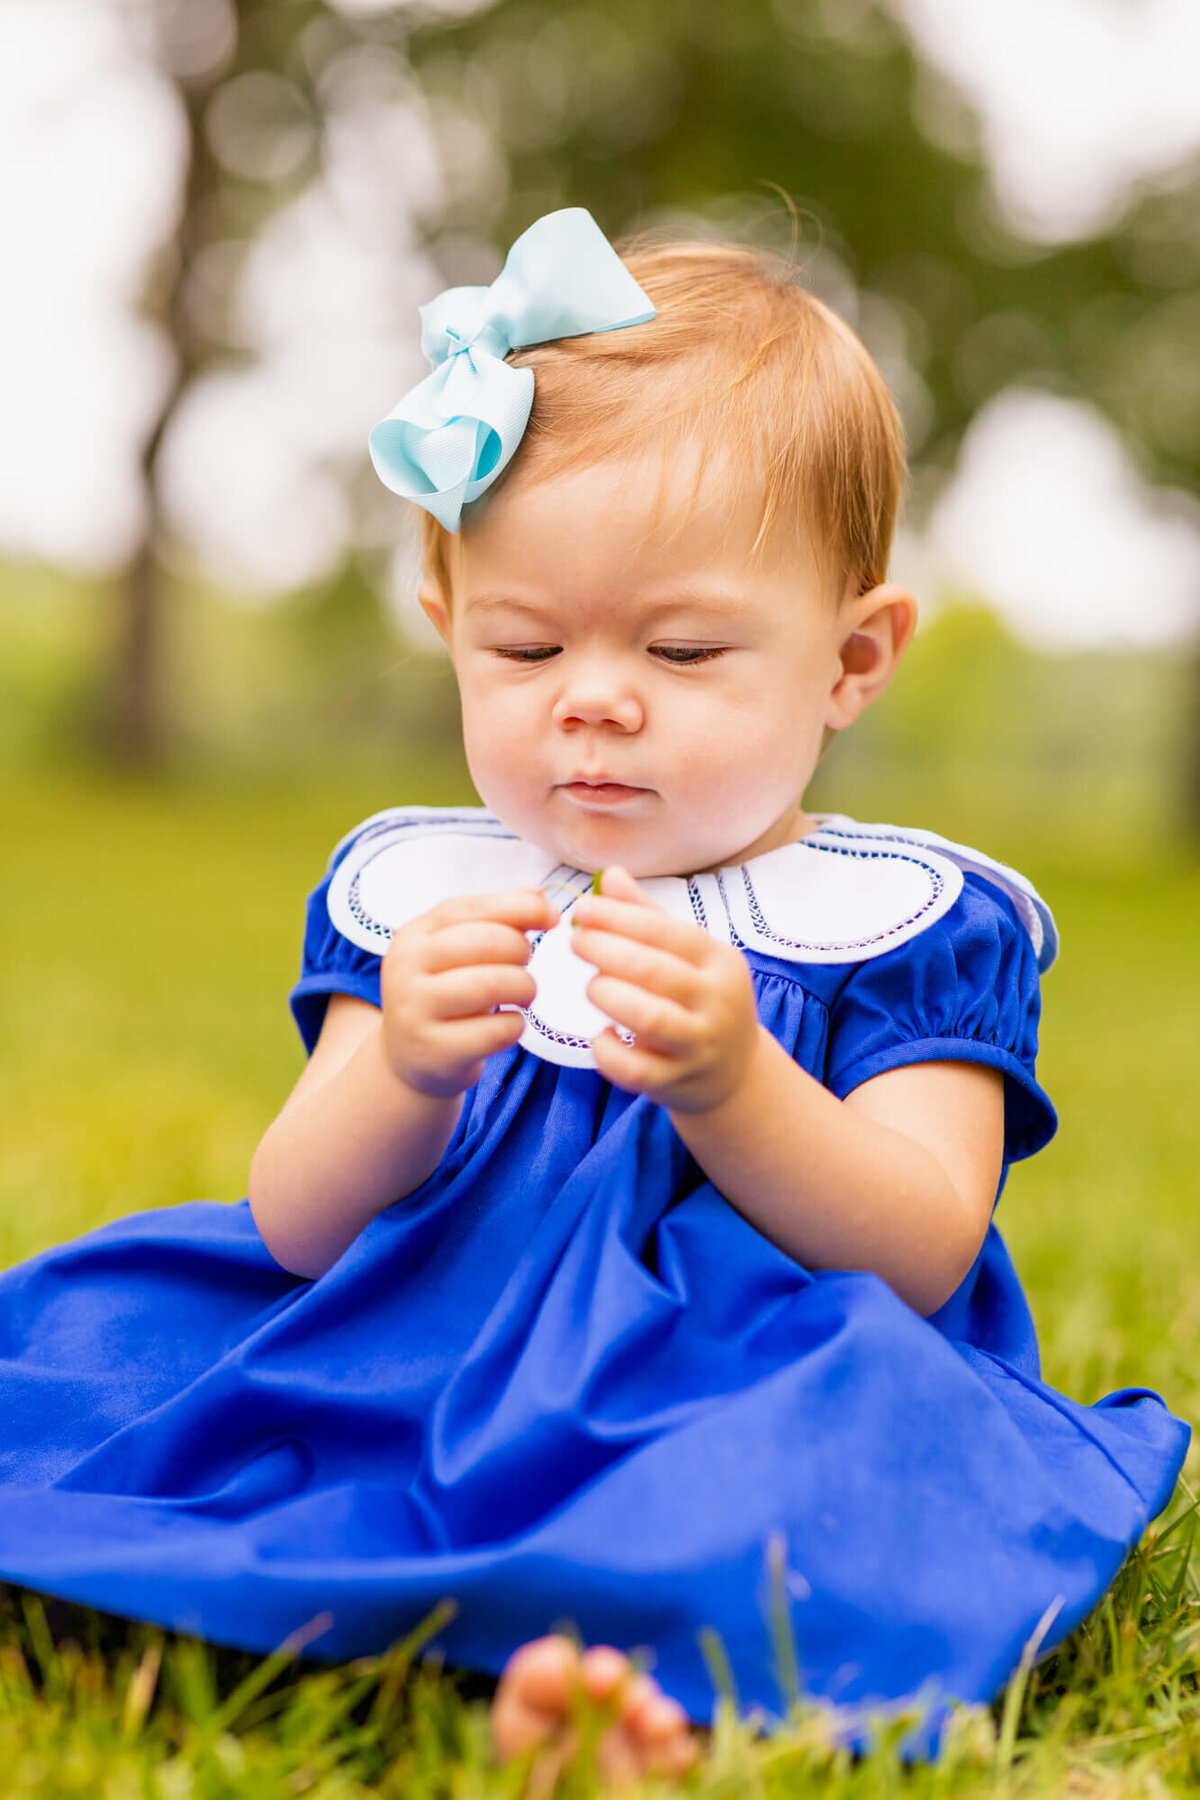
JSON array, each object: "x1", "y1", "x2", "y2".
[
  {"x1": 668, "y1": 1029, "x2": 981, "y2": 1315},
  {"x1": 249, "y1": 1024, "x2": 461, "y2": 1279}
]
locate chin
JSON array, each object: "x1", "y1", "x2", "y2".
[
  {"x1": 576, "y1": 837, "x2": 703, "y2": 881},
  {"x1": 554, "y1": 822, "x2": 663, "y2": 877}
]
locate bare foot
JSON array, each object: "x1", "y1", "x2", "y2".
[{"x1": 491, "y1": 1633, "x2": 699, "y2": 1789}]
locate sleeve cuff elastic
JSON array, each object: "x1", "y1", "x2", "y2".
[
  {"x1": 826, "y1": 1036, "x2": 1058, "y2": 1163},
  {"x1": 289, "y1": 973, "x2": 383, "y2": 1056}
]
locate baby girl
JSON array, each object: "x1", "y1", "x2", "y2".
[{"x1": 0, "y1": 209, "x2": 1185, "y2": 1783}]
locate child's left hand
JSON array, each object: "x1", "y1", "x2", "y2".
[{"x1": 570, "y1": 867, "x2": 762, "y2": 1115}]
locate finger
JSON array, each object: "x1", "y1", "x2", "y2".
[
  {"x1": 571, "y1": 927, "x2": 700, "y2": 1007},
  {"x1": 423, "y1": 964, "x2": 537, "y2": 1019},
  {"x1": 438, "y1": 1010, "x2": 526, "y2": 1060},
  {"x1": 586, "y1": 977, "x2": 693, "y2": 1054},
  {"x1": 595, "y1": 865, "x2": 651, "y2": 905},
  {"x1": 591, "y1": 1027, "x2": 677, "y2": 1096},
  {"x1": 424, "y1": 920, "x2": 539, "y2": 973},
  {"x1": 571, "y1": 894, "x2": 706, "y2": 962},
  {"x1": 427, "y1": 888, "x2": 559, "y2": 934}
]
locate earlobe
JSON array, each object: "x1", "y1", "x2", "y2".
[{"x1": 825, "y1": 583, "x2": 918, "y2": 732}]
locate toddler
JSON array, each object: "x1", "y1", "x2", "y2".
[{"x1": 0, "y1": 209, "x2": 1187, "y2": 1779}]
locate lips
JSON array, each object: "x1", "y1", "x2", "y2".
[{"x1": 559, "y1": 778, "x2": 650, "y2": 807}]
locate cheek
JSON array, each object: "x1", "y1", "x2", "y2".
[
  {"x1": 661, "y1": 668, "x2": 823, "y2": 793},
  {"x1": 667, "y1": 666, "x2": 809, "y2": 752},
  {"x1": 457, "y1": 677, "x2": 543, "y2": 778},
  {"x1": 730, "y1": 651, "x2": 829, "y2": 734}
]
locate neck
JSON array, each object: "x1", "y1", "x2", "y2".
[{"x1": 691, "y1": 801, "x2": 814, "y2": 874}]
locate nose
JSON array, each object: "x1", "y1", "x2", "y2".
[{"x1": 551, "y1": 655, "x2": 644, "y2": 734}]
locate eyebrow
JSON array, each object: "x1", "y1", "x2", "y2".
[
  {"x1": 462, "y1": 589, "x2": 753, "y2": 620},
  {"x1": 462, "y1": 595, "x2": 552, "y2": 618}
]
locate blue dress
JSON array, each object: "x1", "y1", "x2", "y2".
[{"x1": 0, "y1": 807, "x2": 1187, "y2": 1733}]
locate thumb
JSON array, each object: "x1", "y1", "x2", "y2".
[{"x1": 595, "y1": 865, "x2": 652, "y2": 905}]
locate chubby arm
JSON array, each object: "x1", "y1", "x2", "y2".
[
  {"x1": 668, "y1": 1046, "x2": 1002, "y2": 1316},
  {"x1": 249, "y1": 888, "x2": 557, "y2": 1279},
  {"x1": 571, "y1": 868, "x2": 1004, "y2": 1316}
]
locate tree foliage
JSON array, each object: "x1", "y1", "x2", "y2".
[
  {"x1": 115, "y1": 0, "x2": 1200, "y2": 782},
  {"x1": 407, "y1": 0, "x2": 1200, "y2": 494}
]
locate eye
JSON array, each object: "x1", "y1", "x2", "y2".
[
  {"x1": 650, "y1": 645, "x2": 727, "y2": 665},
  {"x1": 492, "y1": 646, "x2": 562, "y2": 663}
]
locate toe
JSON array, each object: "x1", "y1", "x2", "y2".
[
  {"x1": 627, "y1": 1686, "x2": 699, "y2": 1775},
  {"x1": 492, "y1": 1636, "x2": 582, "y2": 1762},
  {"x1": 500, "y1": 1634, "x2": 581, "y2": 1712},
  {"x1": 638, "y1": 1692, "x2": 690, "y2": 1743},
  {"x1": 601, "y1": 1665, "x2": 701, "y2": 1784},
  {"x1": 580, "y1": 1643, "x2": 632, "y2": 1705},
  {"x1": 491, "y1": 1693, "x2": 554, "y2": 1762},
  {"x1": 595, "y1": 1722, "x2": 645, "y2": 1790}
]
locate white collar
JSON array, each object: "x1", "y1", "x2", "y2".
[{"x1": 327, "y1": 806, "x2": 1056, "y2": 1072}]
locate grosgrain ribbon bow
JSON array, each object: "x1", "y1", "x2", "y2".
[{"x1": 368, "y1": 208, "x2": 656, "y2": 532}]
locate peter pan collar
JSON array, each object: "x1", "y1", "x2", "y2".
[{"x1": 325, "y1": 806, "x2": 1056, "y2": 1073}]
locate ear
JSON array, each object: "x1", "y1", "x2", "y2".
[
  {"x1": 418, "y1": 582, "x2": 452, "y2": 647},
  {"x1": 824, "y1": 583, "x2": 918, "y2": 732}
]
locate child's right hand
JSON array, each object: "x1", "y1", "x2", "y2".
[{"x1": 379, "y1": 889, "x2": 559, "y2": 1099}]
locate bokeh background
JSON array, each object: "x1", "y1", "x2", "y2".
[{"x1": 2, "y1": 1, "x2": 1198, "y2": 1435}]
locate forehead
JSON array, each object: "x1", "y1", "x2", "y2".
[{"x1": 447, "y1": 449, "x2": 832, "y2": 613}]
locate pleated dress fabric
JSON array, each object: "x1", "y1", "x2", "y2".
[{"x1": 0, "y1": 812, "x2": 1188, "y2": 1737}]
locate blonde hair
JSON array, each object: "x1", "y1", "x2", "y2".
[{"x1": 421, "y1": 234, "x2": 906, "y2": 601}]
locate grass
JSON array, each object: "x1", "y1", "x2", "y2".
[{"x1": 1, "y1": 765, "x2": 1198, "y2": 1796}]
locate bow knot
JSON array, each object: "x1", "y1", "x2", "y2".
[
  {"x1": 435, "y1": 319, "x2": 509, "y2": 367},
  {"x1": 369, "y1": 209, "x2": 655, "y2": 532}
]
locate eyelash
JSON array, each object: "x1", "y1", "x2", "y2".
[
  {"x1": 492, "y1": 646, "x2": 726, "y2": 665},
  {"x1": 651, "y1": 646, "x2": 725, "y2": 664}
]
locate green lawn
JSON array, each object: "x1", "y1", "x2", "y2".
[{"x1": 1, "y1": 768, "x2": 1198, "y2": 1795}]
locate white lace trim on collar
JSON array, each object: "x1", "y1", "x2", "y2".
[{"x1": 326, "y1": 807, "x2": 1057, "y2": 1072}]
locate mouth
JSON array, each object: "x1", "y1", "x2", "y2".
[{"x1": 557, "y1": 778, "x2": 653, "y2": 808}]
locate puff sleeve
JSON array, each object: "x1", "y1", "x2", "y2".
[
  {"x1": 823, "y1": 872, "x2": 1057, "y2": 1164},
  {"x1": 288, "y1": 832, "x2": 383, "y2": 1054}
]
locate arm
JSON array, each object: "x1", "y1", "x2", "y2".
[
  {"x1": 669, "y1": 1045, "x2": 1002, "y2": 1316},
  {"x1": 249, "y1": 887, "x2": 557, "y2": 1280},
  {"x1": 571, "y1": 869, "x2": 1004, "y2": 1316}
]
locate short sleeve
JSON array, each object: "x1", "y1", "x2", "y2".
[
  {"x1": 823, "y1": 872, "x2": 1057, "y2": 1163},
  {"x1": 288, "y1": 833, "x2": 383, "y2": 1054}
]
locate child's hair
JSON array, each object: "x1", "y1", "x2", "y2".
[{"x1": 421, "y1": 235, "x2": 906, "y2": 603}]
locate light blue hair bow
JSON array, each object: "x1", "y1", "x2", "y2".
[{"x1": 368, "y1": 208, "x2": 656, "y2": 532}]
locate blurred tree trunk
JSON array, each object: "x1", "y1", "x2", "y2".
[
  {"x1": 100, "y1": 0, "x2": 323, "y2": 765},
  {"x1": 97, "y1": 44, "x2": 220, "y2": 766}
]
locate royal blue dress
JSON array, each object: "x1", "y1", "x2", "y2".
[{"x1": 0, "y1": 808, "x2": 1187, "y2": 1734}]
